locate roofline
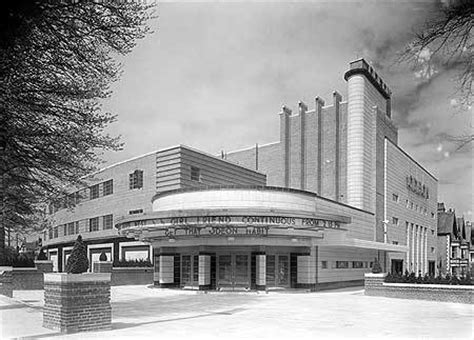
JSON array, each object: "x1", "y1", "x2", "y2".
[
  {"x1": 385, "y1": 138, "x2": 438, "y2": 182},
  {"x1": 151, "y1": 185, "x2": 375, "y2": 216}
]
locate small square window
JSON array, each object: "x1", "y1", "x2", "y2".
[
  {"x1": 321, "y1": 261, "x2": 327, "y2": 269},
  {"x1": 89, "y1": 217, "x2": 99, "y2": 232},
  {"x1": 191, "y1": 166, "x2": 201, "y2": 182},
  {"x1": 335, "y1": 261, "x2": 349, "y2": 269},
  {"x1": 392, "y1": 241, "x2": 399, "y2": 245},
  {"x1": 352, "y1": 261, "x2": 364, "y2": 268},
  {"x1": 103, "y1": 214, "x2": 113, "y2": 230},
  {"x1": 129, "y1": 170, "x2": 144, "y2": 190},
  {"x1": 90, "y1": 184, "x2": 100, "y2": 200},
  {"x1": 392, "y1": 193, "x2": 399, "y2": 202},
  {"x1": 392, "y1": 217, "x2": 399, "y2": 226},
  {"x1": 103, "y1": 180, "x2": 113, "y2": 196},
  {"x1": 431, "y1": 247, "x2": 435, "y2": 253}
]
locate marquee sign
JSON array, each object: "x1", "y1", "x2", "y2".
[{"x1": 120, "y1": 215, "x2": 342, "y2": 239}]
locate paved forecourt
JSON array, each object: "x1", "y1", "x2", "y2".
[{"x1": 1, "y1": 286, "x2": 473, "y2": 339}]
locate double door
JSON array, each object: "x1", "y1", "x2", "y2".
[
  {"x1": 218, "y1": 254, "x2": 250, "y2": 289},
  {"x1": 266, "y1": 254, "x2": 290, "y2": 287},
  {"x1": 181, "y1": 254, "x2": 199, "y2": 288}
]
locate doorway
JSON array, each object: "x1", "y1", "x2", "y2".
[
  {"x1": 391, "y1": 259, "x2": 403, "y2": 275},
  {"x1": 181, "y1": 254, "x2": 199, "y2": 288},
  {"x1": 217, "y1": 254, "x2": 250, "y2": 289},
  {"x1": 266, "y1": 254, "x2": 290, "y2": 287}
]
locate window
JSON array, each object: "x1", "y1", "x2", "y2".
[
  {"x1": 190, "y1": 166, "x2": 201, "y2": 182},
  {"x1": 335, "y1": 261, "x2": 349, "y2": 269},
  {"x1": 392, "y1": 241, "x2": 399, "y2": 245},
  {"x1": 392, "y1": 193, "x2": 399, "y2": 202},
  {"x1": 129, "y1": 170, "x2": 143, "y2": 189},
  {"x1": 67, "y1": 222, "x2": 75, "y2": 236},
  {"x1": 90, "y1": 184, "x2": 100, "y2": 200},
  {"x1": 410, "y1": 202, "x2": 413, "y2": 210},
  {"x1": 53, "y1": 226, "x2": 58, "y2": 238},
  {"x1": 321, "y1": 261, "x2": 327, "y2": 269},
  {"x1": 352, "y1": 261, "x2": 364, "y2": 268},
  {"x1": 431, "y1": 212, "x2": 435, "y2": 218},
  {"x1": 89, "y1": 217, "x2": 99, "y2": 232},
  {"x1": 431, "y1": 247, "x2": 435, "y2": 253},
  {"x1": 103, "y1": 180, "x2": 113, "y2": 196},
  {"x1": 431, "y1": 230, "x2": 435, "y2": 236},
  {"x1": 103, "y1": 214, "x2": 113, "y2": 230},
  {"x1": 369, "y1": 262, "x2": 374, "y2": 268},
  {"x1": 392, "y1": 217, "x2": 399, "y2": 226},
  {"x1": 405, "y1": 200, "x2": 409, "y2": 208},
  {"x1": 75, "y1": 221, "x2": 80, "y2": 234},
  {"x1": 129, "y1": 209, "x2": 144, "y2": 215},
  {"x1": 48, "y1": 228, "x2": 53, "y2": 239}
]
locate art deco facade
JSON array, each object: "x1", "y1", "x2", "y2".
[{"x1": 44, "y1": 59, "x2": 439, "y2": 290}]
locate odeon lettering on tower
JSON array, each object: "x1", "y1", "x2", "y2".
[{"x1": 116, "y1": 186, "x2": 406, "y2": 291}]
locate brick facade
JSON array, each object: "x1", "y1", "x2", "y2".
[
  {"x1": 43, "y1": 273, "x2": 111, "y2": 333},
  {"x1": 0, "y1": 267, "x2": 13, "y2": 297}
]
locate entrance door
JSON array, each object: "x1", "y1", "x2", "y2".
[
  {"x1": 391, "y1": 259, "x2": 403, "y2": 275},
  {"x1": 217, "y1": 254, "x2": 250, "y2": 289},
  {"x1": 266, "y1": 254, "x2": 290, "y2": 288},
  {"x1": 181, "y1": 254, "x2": 199, "y2": 288}
]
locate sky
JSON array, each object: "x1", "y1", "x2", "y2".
[{"x1": 100, "y1": 1, "x2": 473, "y2": 219}]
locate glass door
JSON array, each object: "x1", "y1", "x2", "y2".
[
  {"x1": 218, "y1": 255, "x2": 233, "y2": 287},
  {"x1": 181, "y1": 254, "x2": 198, "y2": 288},
  {"x1": 277, "y1": 255, "x2": 289, "y2": 286},
  {"x1": 234, "y1": 255, "x2": 249, "y2": 288},
  {"x1": 266, "y1": 255, "x2": 276, "y2": 286}
]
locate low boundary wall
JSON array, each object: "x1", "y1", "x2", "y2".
[
  {"x1": 111, "y1": 267, "x2": 153, "y2": 286},
  {"x1": 365, "y1": 273, "x2": 473, "y2": 304}
]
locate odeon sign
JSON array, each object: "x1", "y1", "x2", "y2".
[{"x1": 120, "y1": 215, "x2": 342, "y2": 239}]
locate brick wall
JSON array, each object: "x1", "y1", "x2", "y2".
[
  {"x1": 12, "y1": 268, "x2": 44, "y2": 290},
  {"x1": 364, "y1": 273, "x2": 473, "y2": 304},
  {"x1": 43, "y1": 273, "x2": 111, "y2": 333}
]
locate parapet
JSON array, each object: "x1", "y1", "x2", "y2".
[{"x1": 343, "y1": 58, "x2": 392, "y2": 99}]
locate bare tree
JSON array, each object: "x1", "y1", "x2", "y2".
[
  {"x1": 399, "y1": 0, "x2": 473, "y2": 148},
  {"x1": 0, "y1": 0, "x2": 155, "y2": 246}
]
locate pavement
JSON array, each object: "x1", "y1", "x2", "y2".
[{"x1": 0, "y1": 286, "x2": 472, "y2": 339}]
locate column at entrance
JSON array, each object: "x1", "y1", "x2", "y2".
[
  {"x1": 296, "y1": 248, "x2": 316, "y2": 290},
  {"x1": 255, "y1": 254, "x2": 266, "y2": 290},
  {"x1": 159, "y1": 255, "x2": 175, "y2": 287},
  {"x1": 198, "y1": 255, "x2": 211, "y2": 290}
]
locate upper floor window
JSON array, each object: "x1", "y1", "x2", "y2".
[
  {"x1": 129, "y1": 209, "x2": 144, "y2": 215},
  {"x1": 103, "y1": 180, "x2": 113, "y2": 196},
  {"x1": 392, "y1": 193, "x2": 399, "y2": 202},
  {"x1": 392, "y1": 241, "x2": 399, "y2": 245},
  {"x1": 335, "y1": 261, "x2": 349, "y2": 269},
  {"x1": 321, "y1": 261, "x2": 327, "y2": 269},
  {"x1": 90, "y1": 184, "x2": 100, "y2": 200},
  {"x1": 129, "y1": 170, "x2": 143, "y2": 189},
  {"x1": 66, "y1": 222, "x2": 75, "y2": 236},
  {"x1": 103, "y1": 214, "x2": 113, "y2": 230},
  {"x1": 48, "y1": 228, "x2": 53, "y2": 239},
  {"x1": 89, "y1": 217, "x2": 99, "y2": 232},
  {"x1": 392, "y1": 217, "x2": 399, "y2": 226},
  {"x1": 190, "y1": 166, "x2": 201, "y2": 182},
  {"x1": 53, "y1": 226, "x2": 58, "y2": 238},
  {"x1": 352, "y1": 261, "x2": 364, "y2": 268}
]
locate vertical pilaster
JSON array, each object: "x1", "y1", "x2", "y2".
[
  {"x1": 256, "y1": 254, "x2": 266, "y2": 290},
  {"x1": 299, "y1": 101, "x2": 307, "y2": 190},
  {"x1": 198, "y1": 255, "x2": 211, "y2": 290},
  {"x1": 406, "y1": 222, "x2": 410, "y2": 272},
  {"x1": 280, "y1": 106, "x2": 291, "y2": 188},
  {"x1": 333, "y1": 91, "x2": 342, "y2": 201},
  {"x1": 315, "y1": 97, "x2": 325, "y2": 194},
  {"x1": 159, "y1": 255, "x2": 175, "y2": 287}
]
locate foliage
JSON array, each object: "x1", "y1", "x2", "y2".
[
  {"x1": 385, "y1": 271, "x2": 473, "y2": 285},
  {"x1": 65, "y1": 235, "x2": 89, "y2": 274},
  {"x1": 99, "y1": 250, "x2": 108, "y2": 262},
  {"x1": 0, "y1": 0, "x2": 155, "y2": 238},
  {"x1": 399, "y1": 0, "x2": 473, "y2": 148},
  {"x1": 113, "y1": 259, "x2": 153, "y2": 268},
  {"x1": 371, "y1": 258, "x2": 382, "y2": 274},
  {"x1": 0, "y1": 246, "x2": 35, "y2": 267},
  {"x1": 36, "y1": 248, "x2": 47, "y2": 261}
]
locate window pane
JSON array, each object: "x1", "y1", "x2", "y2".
[
  {"x1": 103, "y1": 180, "x2": 113, "y2": 196},
  {"x1": 90, "y1": 184, "x2": 99, "y2": 199}
]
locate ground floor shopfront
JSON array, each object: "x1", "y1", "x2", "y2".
[{"x1": 116, "y1": 186, "x2": 407, "y2": 291}]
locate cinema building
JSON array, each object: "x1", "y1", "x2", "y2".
[{"x1": 43, "y1": 59, "x2": 439, "y2": 290}]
